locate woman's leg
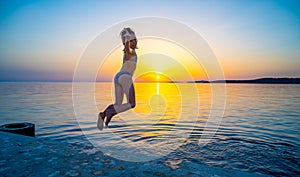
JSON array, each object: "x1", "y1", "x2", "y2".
[
  {"x1": 114, "y1": 82, "x2": 124, "y2": 105},
  {"x1": 99, "y1": 81, "x2": 123, "y2": 123},
  {"x1": 105, "y1": 75, "x2": 135, "y2": 126},
  {"x1": 113, "y1": 75, "x2": 135, "y2": 113},
  {"x1": 123, "y1": 77, "x2": 136, "y2": 109},
  {"x1": 102, "y1": 82, "x2": 124, "y2": 126}
]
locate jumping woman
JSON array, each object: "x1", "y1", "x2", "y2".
[{"x1": 97, "y1": 27, "x2": 138, "y2": 130}]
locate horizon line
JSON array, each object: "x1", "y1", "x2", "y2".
[{"x1": 1, "y1": 77, "x2": 299, "y2": 83}]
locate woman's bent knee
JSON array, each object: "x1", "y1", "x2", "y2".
[{"x1": 130, "y1": 102, "x2": 136, "y2": 108}]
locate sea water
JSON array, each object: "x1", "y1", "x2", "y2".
[{"x1": 0, "y1": 82, "x2": 299, "y2": 176}]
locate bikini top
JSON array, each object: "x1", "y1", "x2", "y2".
[
  {"x1": 123, "y1": 54, "x2": 137, "y2": 63},
  {"x1": 120, "y1": 53, "x2": 137, "y2": 74}
]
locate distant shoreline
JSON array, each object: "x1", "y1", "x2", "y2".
[
  {"x1": 193, "y1": 78, "x2": 300, "y2": 84},
  {"x1": 0, "y1": 78, "x2": 300, "y2": 84}
]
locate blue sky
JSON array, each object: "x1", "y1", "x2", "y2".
[{"x1": 0, "y1": 0, "x2": 299, "y2": 81}]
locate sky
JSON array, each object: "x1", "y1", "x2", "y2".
[{"x1": 0, "y1": 0, "x2": 299, "y2": 81}]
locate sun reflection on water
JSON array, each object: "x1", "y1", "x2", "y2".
[{"x1": 94, "y1": 82, "x2": 213, "y2": 139}]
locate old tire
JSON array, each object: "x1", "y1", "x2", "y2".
[{"x1": 0, "y1": 123, "x2": 35, "y2": 137}]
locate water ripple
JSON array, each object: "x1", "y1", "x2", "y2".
[{"x1": 0, "y1": 83, "x2": 299, "y2": 176}]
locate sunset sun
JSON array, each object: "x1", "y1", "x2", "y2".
[{"x1": 135, "y1": 72, "x2": 172, "y2": 83}]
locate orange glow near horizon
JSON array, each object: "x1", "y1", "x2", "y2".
[
  {"x1": 134, "y1": 83, "x2": 181, "y2": 117},
  {"x1": 97, "y1": 38, "x2": 209, "y2": 82},
  {"x1": 135, "y1": 72, "x2": 172, "y2": 83}
]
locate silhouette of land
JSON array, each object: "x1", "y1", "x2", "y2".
[{"x1": 193, "y1": 78, "x2": 300, "y2": 84}]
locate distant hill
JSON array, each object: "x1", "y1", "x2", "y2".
[{"x1": 193, "y1": 78, "x2": 300, "y2": 84}]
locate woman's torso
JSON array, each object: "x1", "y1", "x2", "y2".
[{"x1": 120, "y1": 53, "x2": 137, "y2": 75}]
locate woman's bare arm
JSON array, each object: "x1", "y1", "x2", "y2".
[{"x1": 124, "y1": 40, "x2": 135, "y2": 59}]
